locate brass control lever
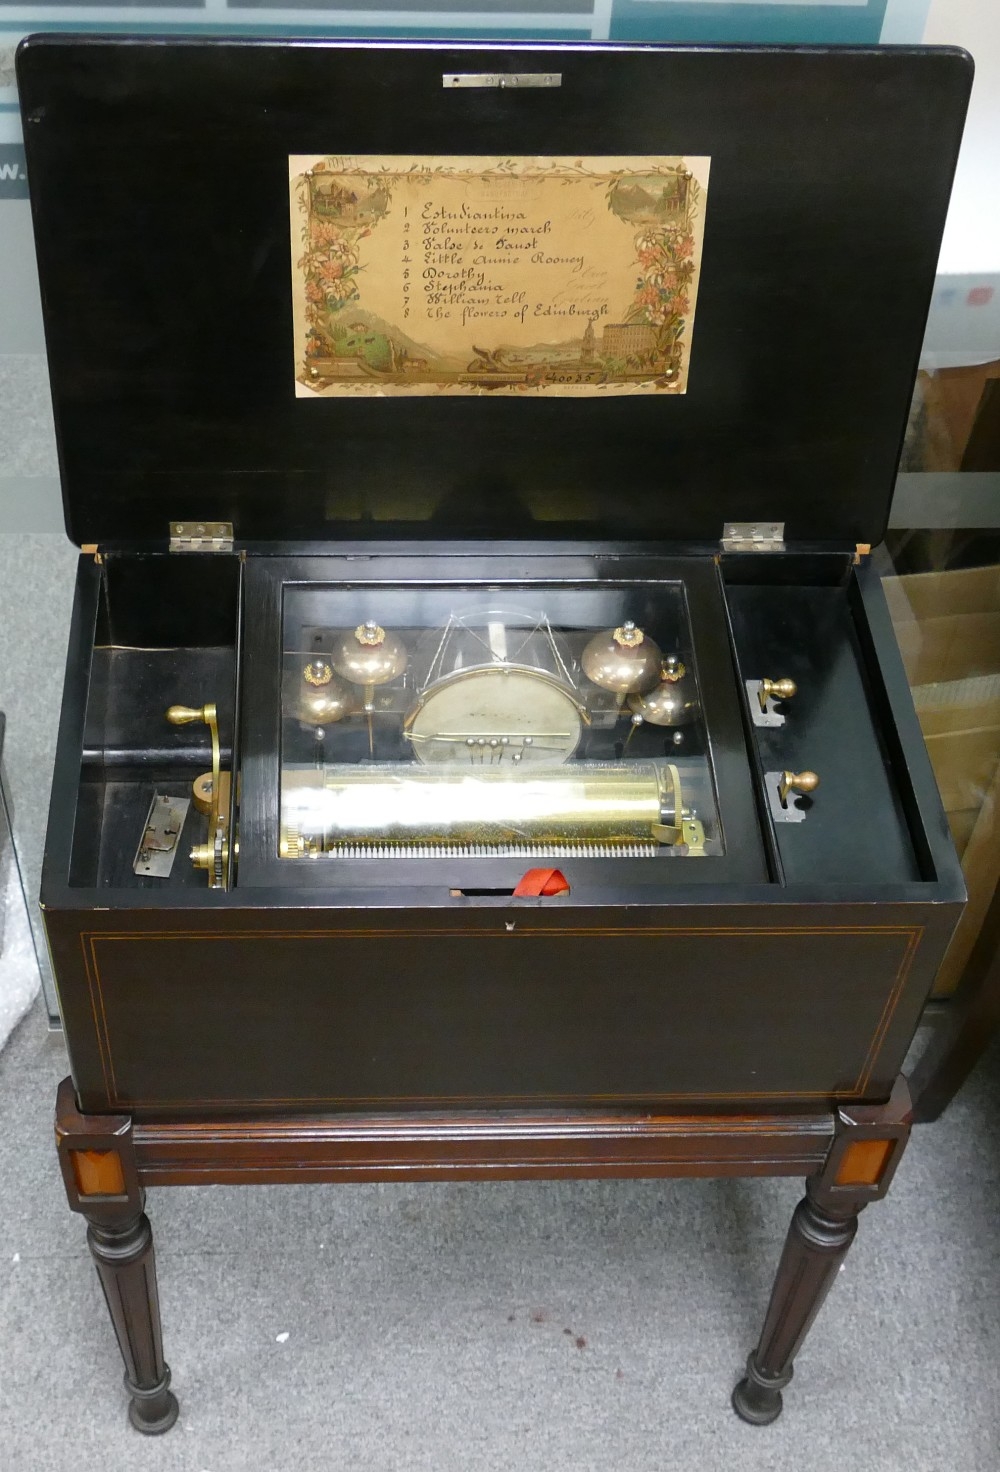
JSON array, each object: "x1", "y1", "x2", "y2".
[
  {"x1": 778, "y1": 769, "x2": 819, "y2": 806},
  {"x1": 165, "y1": 703, "x2": 230, "y2": 888},
  {"x1": 758, "y1": 678, "x2": 796, "y2": 713}
]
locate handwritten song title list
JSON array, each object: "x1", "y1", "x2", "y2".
[{"x1": 407, "y1": 199, "x2": 607, "y2": 334}]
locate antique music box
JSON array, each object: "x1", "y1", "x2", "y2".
[{"x1": 19, "y1": 36, "x2": 971, "y2": 1433}]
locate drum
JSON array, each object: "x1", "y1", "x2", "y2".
[{"x1": 403, "y1": 609, "x2": 586, "y2": 766}]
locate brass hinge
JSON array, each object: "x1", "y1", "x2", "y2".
[
  {"x1": 169, "y1": 521, "x2": 234, "y2": 553},
  {"x1": 721, "y1": 522, "x2": 785, "y2": 553}
]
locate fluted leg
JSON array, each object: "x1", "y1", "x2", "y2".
[
  {"x1": 732, "y1": 1075, "x2": 912, "y2": 1425},
  {"x1": 55, "y1": 1077, "x2": 179, "y2": 1434},
  {"x1": 732, "y1": 1183, "x2": 859, "y2": 1424},
  {"x1": 85, "y1": 1207, "x2": 178, "y2": 1434}
]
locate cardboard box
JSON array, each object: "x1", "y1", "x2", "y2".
[
  {"x1": 886, "y1": 567, "x2": 1000, "y2": 994},
  {"x1": 912, "y1": 361, "x2": 1000, "y2": 472}
]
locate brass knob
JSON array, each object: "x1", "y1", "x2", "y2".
[
  {"x1": 778, "y1": 770, "x2": 820, "y2": 805},
  {"x1": 758, "y1": 678, "x2": 796, "y2": 711},
  {"x1": 166, "y1": 703, "x2": 215, "y2": 726}
]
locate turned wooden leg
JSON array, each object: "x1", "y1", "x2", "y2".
[
  {"x1": 85, "y1": 1207, "x2": 178, "y2": 1433},
  {"x1": 732, "y1": 1183, "x2": 860, "y2": 1424},
  {"x1": 733, "y1": 1076, "x2": 913, "y2": 1425},
  {"x1": 55, "y1": 1078, "x2": 179, "y2": 1434}
]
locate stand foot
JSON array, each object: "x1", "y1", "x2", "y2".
[
  {"x1": 126, "y1": 1368, "x2": 180, "y2": 1435},
  {"x1": 732, "y1": 1351, "x2": 792, "y2": 1425}
]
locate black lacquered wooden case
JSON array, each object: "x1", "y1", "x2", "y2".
[{"x1": 19, "y1": 37, "x2": 970, "y2": 1121}]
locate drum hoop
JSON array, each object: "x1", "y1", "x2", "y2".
[
  {"x1": 403, "y1": 664, "x2": 587, "y2": 732},
  {"x1": 420, "y1": 610, "x2": 578, "y2": 693}
]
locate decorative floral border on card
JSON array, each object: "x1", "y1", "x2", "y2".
[{"x1": 291, "y1": 158, "x2": 705, "y2": 394}]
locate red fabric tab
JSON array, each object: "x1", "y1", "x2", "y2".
[{"x1": 512, "y1": 867, "x2": 571, "y2": 897}]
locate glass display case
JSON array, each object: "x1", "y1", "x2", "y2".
[
  {"x1": 0, "y1": 712, "x2": 50, "y2": 1039},
  {"x1": 0, "y1": 714, "x2": 10, "y2": 964},
  {"x1": 279, "y1": 585, "x2": 720, "y2": 861},
  {"x1": 883, "y1": 532, "x2": 1000, "y2": 998},
  {"x1": 880, "y1": 505, "x2": 1000, "y2": 1112},
  {"x1": 884, "y1": 347, "x2": 1000, "y2": 1003}
]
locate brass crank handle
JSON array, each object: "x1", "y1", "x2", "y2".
[{"x1": 165, "y1": 703, "x2": 222, "y2": 841}]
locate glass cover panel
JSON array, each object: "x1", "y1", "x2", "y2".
[
  {"x1": 882, "y1": 531, "x2": 1000, "y2": 996},
  {"x1": 279, "y1": 586, "x2": 722, "y2": 860}
]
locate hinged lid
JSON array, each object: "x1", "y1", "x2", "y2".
[{"x1": 17, "y1": 38, "x2": 971, "y2": 550}]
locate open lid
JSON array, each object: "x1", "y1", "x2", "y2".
[{"x1": 18, "y1": 38, "x2": 971, "y2": 549}]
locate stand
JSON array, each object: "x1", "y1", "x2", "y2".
[{"x1": 55, "y1": 1076, "x2": 912, "y2": 1433}]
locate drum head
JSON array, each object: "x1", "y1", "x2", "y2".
[{"x1": 407, "y1": 668, "x2": 583, "y2": 765}]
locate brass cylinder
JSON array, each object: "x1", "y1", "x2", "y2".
[{"x1": 281, "y1": 761, "x2": 676, "y2": 851}]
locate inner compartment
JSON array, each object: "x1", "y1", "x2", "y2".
[
  {"x1": 69, "y1": 554, "x2": 241, "y2": 889},
  {"x1": 723, "y1": 555, "x2": 927, "y2": 886},
  {"x1": 280, "y1": 583, "x2": 722, "y2": 860},
  {"x1": 65, "y1": 550, "x2": 933, "y2": 893}
]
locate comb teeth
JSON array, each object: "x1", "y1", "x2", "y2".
[{"x1": 316, "y1": 841, "x2": 658, "y2": 860}]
